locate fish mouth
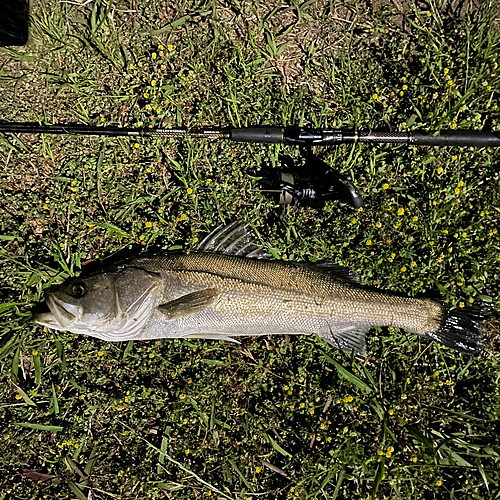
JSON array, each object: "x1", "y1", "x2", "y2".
[{"x1": 33, "y1": 294, "x2": 83, "y2": 330}]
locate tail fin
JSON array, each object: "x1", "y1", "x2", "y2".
[{"x1": 424, "y1": 302, "x2": 493, "y2": 354}]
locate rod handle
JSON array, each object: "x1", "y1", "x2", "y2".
[
  {"x1": 411, "y1": 130, "x2": 500, "y2": 147},
  {"x1": 229, "y1": 127, "x2": 284, "y2": 143}
]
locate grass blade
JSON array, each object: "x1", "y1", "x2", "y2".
[{"x1": 321, "y1": 351, "x2": 373, "y2": 393}]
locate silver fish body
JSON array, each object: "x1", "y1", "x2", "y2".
[{"x1": 33, "y1": 227, "x2": 488, "y2": 356}]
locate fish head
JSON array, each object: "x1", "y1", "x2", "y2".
[{"x1": 33, "y1": 266, "x2": 163, "y2": 341}]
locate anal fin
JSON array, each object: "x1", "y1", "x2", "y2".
[
  {"x1": 320, "y1": 325, "x2": 369, "y2": 357},
  {"x1": 157, "y1": 288, "x2": 220, "y2": 320}
]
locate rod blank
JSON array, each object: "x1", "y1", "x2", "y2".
[{"x1": 1, "y1": 122, "x2": 499, "y2": 147}]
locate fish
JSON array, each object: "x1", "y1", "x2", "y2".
[{"x1": 32, "y1": 222, "x2": 491, "y2": 356}]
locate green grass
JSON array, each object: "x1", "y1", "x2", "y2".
[{"x1": 1, "y1": 0, "x2": 499, "y2": 498}]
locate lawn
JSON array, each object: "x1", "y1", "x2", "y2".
[{"x1": 0, "y1": 0, "x2": 499, "y2": 498}]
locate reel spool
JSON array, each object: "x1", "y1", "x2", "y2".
[{"x1": 268, "y1": 155, "x2": 363, "y2": 209}]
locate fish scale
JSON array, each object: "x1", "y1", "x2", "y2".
[{"x1": 131, "y1": 253, "x2": 442, "y2": 341}]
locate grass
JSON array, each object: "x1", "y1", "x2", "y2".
[{"x1": 0, "y1": 0, "x2": 499, "y2": 498}]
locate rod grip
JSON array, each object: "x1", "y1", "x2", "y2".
[
  {"x1": 411, "y1": 130, "x2": 500, "y2": 147},
  {"x1": 229, "y1": 127, "x2": 284, "y2": 143}
]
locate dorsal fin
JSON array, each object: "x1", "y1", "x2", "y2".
[
  {"x1": 194, "y1": 221, "x2": 268, "y2": 259},
  {"x1": 307, "y1": 261, "x2": 361, "y2": 284}
]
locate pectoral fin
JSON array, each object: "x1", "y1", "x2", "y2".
[{"x1": 157, "y1": 288, "x2": 220, "y2": 320}]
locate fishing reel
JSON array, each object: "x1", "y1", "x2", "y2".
[{"x1": 262, "y1": 153, "x2": 363, "y2": 209}]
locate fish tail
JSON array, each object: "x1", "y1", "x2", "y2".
[{"x1": 422, "y1": 302, "x2": 493, "y2": 354}]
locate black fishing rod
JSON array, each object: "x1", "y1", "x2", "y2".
[{"x1": 1, "y1": 122, "x2": 500, "y2": 147}]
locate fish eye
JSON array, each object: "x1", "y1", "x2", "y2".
[{"x1": 71, "y1": 282, "x2": 88, "y2": 299}]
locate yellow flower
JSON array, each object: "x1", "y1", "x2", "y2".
[
  {"x1": 32, "y1": 350, "x2": 38, "y2": 356},
  {"x1": 401, "y1": 266, "x2": 407, "y2": 273},
  {"x1": 387, "y1": 446, "x2": 394, "y2": 453},
  {"x1": 388, "y1": 409, "x2": 394, "y2": 415},
  {"x1": 402, "y1": 85, "x2": 408, "y2": 91},
  {"x1": 309, "y1": 408, "x2": 315, "y2": 415},
  {"x1": 366, "y1": 240, "x2": 372, "y2": 246},
  {"x1": 149, "y1": 353, "x2": 154, "y2": 358},
  {"x1": 167, "y1": 44, "x2": 174, "y2": 51},
  {"x1": 98, "y1": 351, "x2": 104, "y2": 357},
  {"x1": 386, "y1": 451, "x2": 392, "y2": 458},
  {"x1": 372, "y1": 93, "x2": 378, "y2": 100},
  {"x1": 436, "y1": 480, "x2": 442, "y2": 486},
  {"x1": 151, "y1": 80, "x2": 157, "y2": 86},
  {"x1": 410, "y1": 261, "x2": 416, "y2": 267},
  {"x1": 185, "y1": 449, "x2": 190, "y2": 455},
  {"x1": 382, "y1": 183, "x2": 389, "y2": 190},
  {"x1": 437, "y1": 167, "x2": 443, "y2": 174},
  {"x1": 378, "y1": 450, "x2": 384, "y2": 456},
  {"x1": 134, "y1": 143, "x2": 140, "y2": 149},
  {"x1": 179, "y1": 394, "x2": 186, "y2": 400},
  {"x1": 448, "y1": 80, "x2": 454, "y2": 86},
  {"x1": 180, "y1": 214, "x2": 187, "y2": 220},
  {"x1": 351, "y1": 217, "x2": 357, "y2": 224},
  {"x1": 187, "y1": 188, "x2": 193, "y2": 194},
  {"x1": 343, "y1": 395, "x2": 354, "y2": 403},
  {"x1": 256, "y1": 467, "x2": 262, "y2": 473},
  {"x1": 459, "y1": 302, "x2": 465, "y2": 308},
  {"x1": 152, "y1": 53, "x2": 157, "y2": 59},
  {"x1": 444, "y1": 68, "x2": 449, "y2": 74},
  {"x1": 455, "y1": 187, "x2": 460, "y2": 194},
  {"x1": 145, "y1": 221, "x2": 152, "y2": 228},
  {"x1": 143, "y1": 93, "x2": 149, "y2": 99},
  {"x1": 427, "y1": 11, "x2": 432, "y2": 16},
  {"x1": 158, "y1": 45, "x2": 164, "y2": 50},
  {"x1": 15, "y1": 394, "x2": 22, "y2": 400},
  {"x1": 412, "y1": 457, "x2": 417, "y2": 463},
  {"x1": 397, "y1": 208, "x2": 404, "y2": 215},
  {"x1": 399, "y1": 91, "x2": 404, "y2": 96},
  {"x1": 375, "y1": 222, "x2": 382, "y2": 228}
]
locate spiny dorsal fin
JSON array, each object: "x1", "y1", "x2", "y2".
[
  {"x1": 194, "y1": 221, "x2": 268, "y2": 259},
  {"x1": 156, "y1": 288, "x2": 220, "y2": 320}
]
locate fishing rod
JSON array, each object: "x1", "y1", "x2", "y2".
[{"x1": 1, "y1": 122, "x2": 500, "y2": 147}]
